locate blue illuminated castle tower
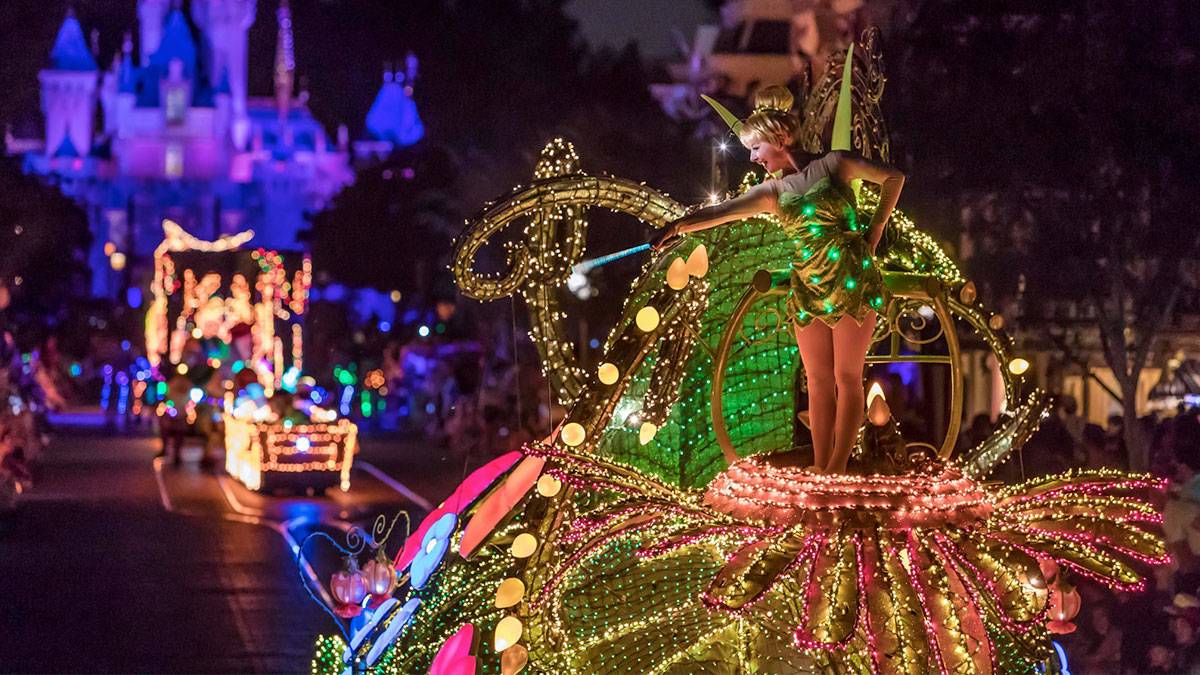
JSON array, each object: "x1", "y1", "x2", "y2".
[{"x1": 9, "y1": 1, "x2": 425, "y2": 298}]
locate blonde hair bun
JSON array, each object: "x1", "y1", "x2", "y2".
[
  {"x1": 752, "y1": 84, "x2": 794, "y2": 114},
  {"x1": 738, "y1": 84, "x2": 800, "y2": 149}
]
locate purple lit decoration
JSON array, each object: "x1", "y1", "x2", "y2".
[
  {"x1": 99, "y1": 364, "x2": 114, "y2": 409},
  {"x1": 365, "y1": 58, "x2": 425, "y2": 147}
]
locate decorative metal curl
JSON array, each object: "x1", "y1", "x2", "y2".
[
  {"x1": 872, "y1": 300, "x2": 947, "y2": 347},
  {"x1": 738, "y1": 302, "x2": 790, "y2": 348},
  {"x1": 453, "y1": 174, "x2": 684, "y2": 301},
  {"x1": 453, "y1": 142, "x2": 687, "y2": 404}
]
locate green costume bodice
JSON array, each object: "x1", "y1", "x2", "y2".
[{"x1": 777, "y1": 176, "x2": 887, "y2": 327}]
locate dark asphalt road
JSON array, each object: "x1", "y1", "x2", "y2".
[{"x1": 0, "y1": 412, "x2": 471, "y2": 674}]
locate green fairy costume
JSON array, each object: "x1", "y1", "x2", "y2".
[{"x1": 766, "y1": 151, "x2": 888, "y2": 328}]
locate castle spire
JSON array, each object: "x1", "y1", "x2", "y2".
[
  {"x1": 274, "y1": 0, "x2": 295, "y2": 122},
  {"x1": 49, "y1": 9, "x2": 99, "y2": 71}
]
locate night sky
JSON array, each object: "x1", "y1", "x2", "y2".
[
  {"x1": 567, "y1": 0, "x2": 715, "y2": 58},
  {"x1": 0, "y1": 0, "x2": 714, "y2": 140}
]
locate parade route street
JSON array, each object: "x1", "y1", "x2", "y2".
[{"x1": 0, "y1": 411, "x2": 467, "y2": 673}]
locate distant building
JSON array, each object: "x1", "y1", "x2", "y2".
[
  {"x1": 650, "y1": 0, "x2": 895, "y2": 126},
  {"x1": 7, "y1": 1, "x2": 424, "y2": 298}
]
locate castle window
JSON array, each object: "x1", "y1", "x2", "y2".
[
  {"x1": 165, "y1": 85, "x2": 188, "y2": 124},
  {"x1": 165, "y1": 143, "x2": 184, "y2": 179}
]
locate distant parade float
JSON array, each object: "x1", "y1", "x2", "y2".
[
  {"x1": 144, "y1": 220, "x2": 358, "y2": 492},
  {"x1": 224, "y1": 412, "x2": 358, "y2": 493},
  {"x1": 302, "y1": 32, "x2": 1165, "y2": 674}
]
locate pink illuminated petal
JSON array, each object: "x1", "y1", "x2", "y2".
[
  {"x1": 429, "y1": 624, "x2": 475, "y2": 675},
  {"x1": 445, "y1": 451, "x2": 522, "y2": 512},
  {"x1": 394, "y1": 451, "x2": 521, "y2": 571},
  {"x1": 459, "y1": 455, "x2": 545, "y2": 559}
]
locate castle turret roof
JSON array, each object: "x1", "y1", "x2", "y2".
[
  {"x1": 53, "y1": 135, "x2": 80, "y2": 158},
  {"x1": 49, "y1": 12, "x2": 98, "y2": 72},
  {"x1": 365, "y1": 72, "x2": 425, "y2": 147},
  {"x1": 148, "y1": 9, "x2": 197, "y2": 79}
]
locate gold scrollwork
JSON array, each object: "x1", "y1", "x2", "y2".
[
  {"x1": 452, "y1": 141, "x2": 686, "y2": 403},
  {"x1": 738, "y1": 302, "x2": 790, "y2": 348}
]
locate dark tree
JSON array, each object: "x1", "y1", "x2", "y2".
[
  {"x1": 890, "y1": 0, "x2": 1200, "y2": 469},
  {"x1": 0, "y1": 154, "x2": 91, "y2": 331},
  {"x1": 309, "y1": 146, "x2": 458, "y2": 298}
]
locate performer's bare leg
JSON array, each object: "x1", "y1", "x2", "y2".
[
  {"x1": 794, "y1": 320, "x2": 835, "y2": 471},
  {"x1": 826, "y1": 313, "x2": 878, "y2": 473}
]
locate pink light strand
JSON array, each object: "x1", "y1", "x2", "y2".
[
  {"x1": 792, "y1": 532, "x2": 866, "y2": 654},
  {"x1": 984, "y1": 532, "x2": 1146, "y2": 593},
  {"x1": 930, "y1": 531, "x2": 1046, "y2": 635},
  {"x1": 700, "y1": 529, "x2": 821, "y2": 616},
  {"x1": 902, "y1": 533, "x2": 952, "y2": 675}
]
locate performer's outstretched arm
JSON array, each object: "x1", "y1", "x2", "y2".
[
  {"x1": 831, "y1": 151, "x2": 905, "y2": 251},
  {"x1": 649, "y1": 184, "x2": 778, "y2": 250}
]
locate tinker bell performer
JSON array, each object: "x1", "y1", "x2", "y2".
[{"x1": 650, "y1": 85, "x2": 905, "y2": 475}]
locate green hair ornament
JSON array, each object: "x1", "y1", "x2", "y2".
[
  {"x1": 831, "y1": 43, "x2": 855, "y2": 152},
  {"x1": 701, "y1": 94, "x2": 743, "y2": 135}
]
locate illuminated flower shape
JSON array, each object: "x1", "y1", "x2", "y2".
[
  {"x1": 429, "y1": 623, "x2": 476, "y2": 675},
  {"x1": 412, "y1": 512, "x2": 457, "y2": 590},
  {"x1": 459, "y1": 454, "x2": 544, "y2": 559},
  {"x1": 395, "y1": 451, "x2": 522, "y2": 572},
  {"x1": 529, "y1": 440, "x2": 1168, "y2": 675}
]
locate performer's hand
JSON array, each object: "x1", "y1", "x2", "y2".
[{"x1": 650, "y1": 223, "x2": 682, "y2": 251}]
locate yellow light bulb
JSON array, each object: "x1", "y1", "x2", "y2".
[
  {"x1": 684, "y1": 244, "x2": 709, "y2": 278},
  {"x1": 536, "y1": 474, "x2": 561, "y2": 497},
  {"x1": 959, "y1": 281, "x2": 977, "y2": 304},
  {"x1": 1008, "y1": 357, "x2": 1030, "y2": 375},
  {"x1": 635, "y1": 306, "x2": 660, "y2": 332},
  {"x1": 511, "y1": 533, "x2": 538, "y2": 558},
  {"x1": 494, "y1": 615, "x2": 523, "y2": 651},
  {"x1": 597, "y1": 362, "x2": 619, "y2": 385},
  {"x1": 501, "y1": 644, "x2": 529, "y2": 675},
  {"x1": 665, "y1": 257, "x2": 689, "y2": 290},
  {"x1": 867, "y1": 383, "x2": 891, "y2": 427},
  {"x1": 638, "y1": 422, "x2": 657, "y2": 445},
  {"x1": 866, "y1": 382, "x2": 885, "y2": 407},
  {"x1": 560, "y1": 422, "x2": 586, "y2": 447},
  {"x1": 495, "y1": 578, "x2": 525, "y2": 608}
]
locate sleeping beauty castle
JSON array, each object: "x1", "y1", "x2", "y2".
[{"x1": 7, "y1": 1, "x2": 424, "y2": 298}]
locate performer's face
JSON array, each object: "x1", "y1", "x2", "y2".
[{"x1": 747, "y1": 140, "x2": 790, "y2": 174}]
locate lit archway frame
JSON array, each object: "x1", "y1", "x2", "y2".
[
  {"x1": 711, "y1": 269, "x2": 964, "y2": 461},
  {"x1": 709, "y1": 265, "x2": 1043, "y2": 466}
]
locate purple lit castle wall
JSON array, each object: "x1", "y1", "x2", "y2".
[{"x1": 9, "y1": 1, "x2": 424, "y2": 298}]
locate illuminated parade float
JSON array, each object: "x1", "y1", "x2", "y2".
[
  {"x1": 144, "y1": 220, "x2": 357, "y2": 492},
  {"x1": 299, "y1": 33, "x2": 1165, "y2": 674}
]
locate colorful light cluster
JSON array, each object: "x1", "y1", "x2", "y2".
[
  {"x1": 224, "y1": 415, "x2": 357, "y2": 492},
  {"x1": 144, "y1": 220, "x2": 308, "y2": 397}
]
